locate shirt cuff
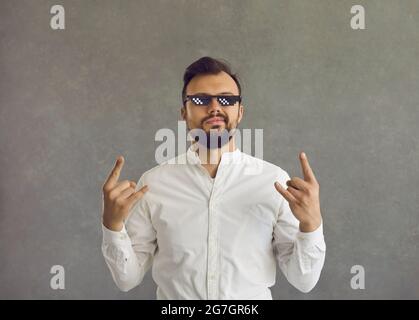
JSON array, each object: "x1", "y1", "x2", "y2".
[
  {"x1": 297, "y1": 220, "x2": 325, "y2": 245},
  {"x1": 102, "y1": 223, "x2": 131, "y2": 246}
]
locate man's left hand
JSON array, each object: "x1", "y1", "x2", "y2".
[{"x1": 274, "y1": 152, "x2": 322, "y2": 233}]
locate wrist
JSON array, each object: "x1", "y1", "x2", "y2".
[
  {"x1": 102, "y1": 217, "x2": 124, "y2": 232},
  {"x1": 299, "y1": 219, "x2": 321, "y2": 233}
]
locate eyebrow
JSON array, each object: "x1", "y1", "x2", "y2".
[{"x1": 191, "y1": 91, "x2": 237, "y2": 95}]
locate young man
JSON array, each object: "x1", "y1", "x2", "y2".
[{"x1": 101, "y1": 57, "x2": 326, "y2": 299}]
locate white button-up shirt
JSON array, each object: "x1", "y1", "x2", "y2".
[{"x1": 101, "y1": 144, "x2": 326, "y2": 299}]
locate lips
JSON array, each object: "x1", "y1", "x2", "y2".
[{"x1": 205, "y1": 117, "x2": 225, "y2": 125}]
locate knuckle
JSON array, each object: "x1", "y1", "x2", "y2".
[
  {"x1": 120, "y1": 180, "x2": 130, "y2": 187},
  {"x1": 115, "y1": 197, "x2": 125, "y2": 206},
  {"x1": 108, "y1": 190, "x2": 118, "y2": 200}
]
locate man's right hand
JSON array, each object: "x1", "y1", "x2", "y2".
[{"x1": 102, "y1": 156, "x2": 149, "y2": 231}]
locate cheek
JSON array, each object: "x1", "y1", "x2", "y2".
[
  {"x1": 226, "y1": 109, "x2": 239, "y2": 121},
  {"x1": 185, "y1": 108, "x2": 205, "y2": 123}
]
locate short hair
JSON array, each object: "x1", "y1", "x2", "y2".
[{"x1": 182, "y1": 56, "x2": 242, "y2": 106}]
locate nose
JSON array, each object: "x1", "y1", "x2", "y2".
[{"x1": 207, "y1": 97, "x2": 222, "y2": 114}]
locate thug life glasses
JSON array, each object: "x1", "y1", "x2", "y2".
[{"x1": 184, "y1": 95, "x2": 241, "y2": 107}]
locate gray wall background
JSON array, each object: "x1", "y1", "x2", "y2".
[{"x1": 0, "y1": 0, "x2": 418, "y2": 299}]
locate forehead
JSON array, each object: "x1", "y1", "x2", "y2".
[{"x1": 186, "y1": 71, "x2": 239, "y2": 95}]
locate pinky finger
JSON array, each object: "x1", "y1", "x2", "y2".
[
  {"x1": 274, "y1": 181, "x2": 297, "y2": 203},
  {"x1": 127, "y1": 185, "x2": 149, "y2": 205}
]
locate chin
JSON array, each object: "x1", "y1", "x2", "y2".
[{"x1": 205, "y1": 123, "x2": 226, "y2": 130}]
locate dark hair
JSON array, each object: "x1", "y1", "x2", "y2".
[{"x1": 182, "y1": 56, "x2": 242, "y2": 106}]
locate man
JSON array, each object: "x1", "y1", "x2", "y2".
[{"x1": 101, "y1": 56, "x2": 326, "y2": 299}]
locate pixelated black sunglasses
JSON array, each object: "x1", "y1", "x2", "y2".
[{"x1": 184, "y1": 95, "x2": 241, "y2": 107}]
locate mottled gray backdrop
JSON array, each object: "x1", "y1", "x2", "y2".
[{"x1": 0, "y1": 0, "x2": 418, "y2": 299}]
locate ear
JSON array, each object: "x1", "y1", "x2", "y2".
[
  {"x1": 237, "y1": 104, "x2": 244, "y2": 124},
  {"x1": 181, "y1": 106, "x2": 186, "y2": 120}
]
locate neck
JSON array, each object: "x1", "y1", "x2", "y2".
[{"x1": 194, "y1": 137, "x2": 237, "y2": 166}]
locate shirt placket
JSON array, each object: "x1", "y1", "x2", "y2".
[{"x1": 206, "y1": 166, "x2": 222, "y2": 300}]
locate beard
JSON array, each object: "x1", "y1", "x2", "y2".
[{"x1": 187, "y1": 113, "x2": 239, "y2": 150}]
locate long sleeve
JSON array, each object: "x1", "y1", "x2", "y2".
[
  {"x1": 101, "y1": 176, "x2": 157, "y2": 292},
  {"x1": 272, "y1": 173, "x2": 326, "y2": 293}
]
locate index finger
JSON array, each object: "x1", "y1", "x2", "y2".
[
  {"x1": 299, "y1": 152, "x2": 317, "y2": 183},
  {"x1": 104, "y1": 156, "x2": 125, "y2": 189}
]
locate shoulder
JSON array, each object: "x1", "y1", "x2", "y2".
[
  {"x1": 240, "y1": 152, "x2": 290, "y2": 181},
  {"x1": 138, "y1": 153, "x2": 189, "y2": 183}
]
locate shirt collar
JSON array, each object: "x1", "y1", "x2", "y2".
[{"x1": 186, "y1": 143, "x2": 242, "y2": 165}]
